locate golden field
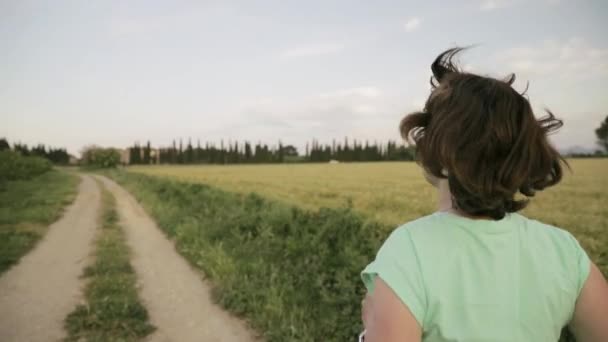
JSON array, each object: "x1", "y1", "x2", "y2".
[{"x1": 128, "y1": 159, "x2": 608, "y2": 274}]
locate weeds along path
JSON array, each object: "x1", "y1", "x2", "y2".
[
  {"x1": 97, "y1": 175, "x2": 258, "y2": 342},
  {"x1": 0, "y1": 175, "x2": 100, "y2": 342}
]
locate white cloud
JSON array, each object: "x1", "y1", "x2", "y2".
[
  {"x1": 280, "y1": 43, "x2": 344, "y2": 58},
  {"x1": 403, "y1": 17, "x2": 422, "y2": 32},
  {"x1": 229, "y1": 85, "x2": 404, "y2": 148},
  {"x1": 499, "y1": 38, "x2": 608, "y2": 78}
]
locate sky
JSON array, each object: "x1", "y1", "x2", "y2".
[{"x1": 1, "y1": 0, "x2": 607, "y2": 156}]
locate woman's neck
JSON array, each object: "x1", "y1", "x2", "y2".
[
  {"x1": 437, "y1": 179, "x2": 453, "y2": 212},
  {"x1": 437, "y1": 179, "x2": 494, "y2": 220}
]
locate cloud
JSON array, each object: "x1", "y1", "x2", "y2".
[
  {"x1": 280, "y1": 43, "x2": 344, "y2": 58},
  {"x1": 403, "y1": 17, "x2": 422, "y2": 32},
  {"x1": 499, "y1": 38, "x2": 608, "y2": 79},
  {"x1": 227, "y1": 85, "x2": 406, "y2": 148}
]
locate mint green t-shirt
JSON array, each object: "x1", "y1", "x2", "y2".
[{"x1": 361, "y1": 212, "x2": 590, "y2": 341}]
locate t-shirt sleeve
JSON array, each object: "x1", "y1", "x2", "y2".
[
  {"x1": 361, "y1": 227, "x2": 427, "y2": 326},
  {"x1": 568, "y1": 233, "x2": 591, "y2": 296}
]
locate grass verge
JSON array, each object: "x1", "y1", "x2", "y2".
[
  {"x1": 64, "y1": 180, "x2": 155, "y2": 341},
  {"x1": 0, "y1": 170, "x2": 79, "y2": 274},
  {"x1": 104, "y1": 169, "x2": 385, "y2": 342}
]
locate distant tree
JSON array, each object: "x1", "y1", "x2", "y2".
[
  {"x1": 596, "y1": 115, "x2": 608, "y2": 153},
  {"x1": 81, "y1": 146, "x2": 120, "y2": 168},
  {"x1": 233, "y1": 141, "x2": 240, "y2": 163},
  {"x1": 171, "y1": 140, "x2": 177, "y2": 164},
  {"x1": 178, "y1": 139, "x2": 184, "y2": 164},
  {"x1": 245, "y1": 142, "x2": 252, "y2": 162},
  {"x1": 277, "y1": 141, "x2": 284, "y2": 163},
  {"x1": 13, "y1": 143, "x2": 30, "y2": 156},
  {"x1": 30, "y1": 144, "x2": 47, "y2": 159},
  {"x1": 143, "y1": 141, "x2": 151, "y2": 164},
  {"x1": 140, "y1": 136, "x2": 418, "y2": 164},
  {"x1": 283, "y1": 145, "x2": 298, "y2": 157},
  {"x1": 129, "y1": 143, "x2": 142, "y2": 164},
  {"x1": 195, "y1": 140, "x2": 202, "y2": 163},
  {"x1": 219, "y1": 140, "x2": 225, "y2": 164},
  {"x1": 47, "y1": 147, "x2": 69, "y2": 164},
  {"x1": 0, "y1": 138, "x2": 9, "y2": 151},
  {"x1": 186, "y1": 139, "x2": 194, "y2": 163}
]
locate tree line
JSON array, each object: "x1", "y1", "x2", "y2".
[
  {"x1": 128, "y1": 138, "x2": 416, "y2": 165},
  {"x1": 0, "y1": 138, "x2": 70, "y2": 164},
  {"x1": 307, "y1": 138, "x2": 415, "y2": 162}
]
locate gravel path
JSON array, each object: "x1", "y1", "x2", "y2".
[
  {"x1": 0, "y1": 175, "x2": 100, "y2": 342},
  {"x1": 97, "y1": 175, "x2": 259, "y2": 342}
]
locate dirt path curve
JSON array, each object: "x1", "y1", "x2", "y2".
[
  {"x1": 0, "y1": 175, "x2": 100, "y2": 342},
  {"x1": 97, "y1": 176, "x2": 259, "y2": 342}
]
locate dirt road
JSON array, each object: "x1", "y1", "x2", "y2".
[
  {"x1": 0, "y1": 173, "x2": 259, "y2": 342},
  {"x1": 0, "y1": 175, "x2": 100, "y2": 342},
  {"x1": 97, "y1": 175, "x2": 258, "y2": 342}
]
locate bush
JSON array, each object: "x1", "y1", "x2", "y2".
[
  {"x1": 106, "y1": 170, "x2": 387, "y2": 342},
  {"x1": 0, "y1": 150, "x2": 52, "y2": 183},
  {"x1": 81, "y1": 146, "x2": 121, "y2": 168}
]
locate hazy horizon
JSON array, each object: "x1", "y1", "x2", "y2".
[{"x1": 2, "y1": 0, "x2": 607, "y2": 156}]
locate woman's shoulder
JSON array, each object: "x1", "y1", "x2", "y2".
[
  {"x1": 394, "y1": 212, "x2": 585, "y2": 256},
  {"x1": 383, "y1": 214, "x2": 440, "y2": 242},
  {"x1": 517, "y1": 214, "x2": 581, "y2": 247},
  {"x1": 395, "y1": 213, "x2": 444, "y2": 233}
]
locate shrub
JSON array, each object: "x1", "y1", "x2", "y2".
[
  {"x1": 0, "y1": 150, "x2": 52, "y2": 183},
  {"x1": 81, "y1": 146, "x2": 121, "y2": 168}
]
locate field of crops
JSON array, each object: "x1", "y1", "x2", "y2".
[
  {"x1": 129, "y1": 162, "x2": 435, "y2": 227},
  {"x1": 129, "y1": 159, "x2": 607, "y2": 275}
]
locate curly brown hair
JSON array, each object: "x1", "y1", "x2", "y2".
[{"x1": 400, "y1": 48, "x2": 566, "y2": 220}]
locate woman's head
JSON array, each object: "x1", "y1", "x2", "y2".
[{"x1": 401, "y1": 47, "x2": 565, "y2": 220}]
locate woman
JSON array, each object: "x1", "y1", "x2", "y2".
[{"x1": 360, "y1": 48, "x2": 608, "y2": 341}]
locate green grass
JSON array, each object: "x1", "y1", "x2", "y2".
[
  {"x1": 105, "y1": 170, "x2": 384, "y2": 342},
  {"x1": 0, "y1": 170, "x2": 79, "y2": 274},
  {"x1": 64, "y1": 181, "x2": 155, "y2": 342}
]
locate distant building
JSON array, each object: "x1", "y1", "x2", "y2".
[
  {"x1": 118, "y1": 147, "x2": 160, "y2": 165},
  {"x1": 119, "y1": 149, "x2": 130, "y2": 165},
  {"x1": 68, "y1": 155, "x2": 79, "y2": 165}
]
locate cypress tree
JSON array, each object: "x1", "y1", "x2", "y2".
[
  {"x1": 186, "y1": 138, "x2": 194, "y2": 164},
  {"x1": 278, "y1": 140, "x2": 284, "y2": 163},
  {"x1": 0, "y1": 138, "x2": 9, "y2": 151}
]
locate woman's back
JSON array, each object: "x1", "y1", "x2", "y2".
[
  {"x1": 362, "y1": 212, "x2": 589, "y2": 341},
  {"x1": 359, "y1": 47, "x2": 607, "y2": 342}
]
